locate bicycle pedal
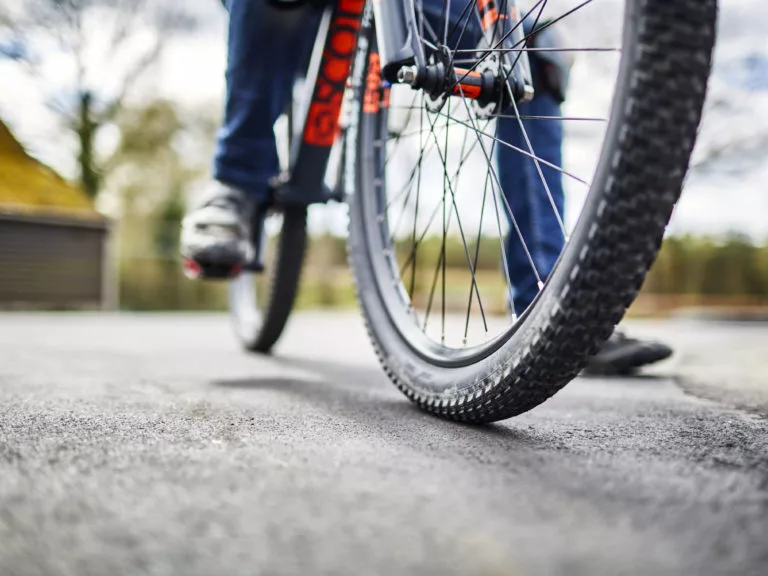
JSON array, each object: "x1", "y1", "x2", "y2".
[{"x1": 183, "y1": 258, "x2": 243, "y2": 280}]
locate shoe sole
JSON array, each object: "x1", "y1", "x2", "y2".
[
  {"x1": 583, "y1": 343, "x2": 673, "y2": 376},
  {"x1": 182, "y1": 244, "x2": 244, "y2": 280}
]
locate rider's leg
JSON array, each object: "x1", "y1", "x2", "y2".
[
  {"x1": 181, "y1": 1, "x2": 320, "y2": 274},
  {"x1": 497, "y1": 92, "x2": 565, "y2": 316},
  {"x1": 214, "y1": 1, "x2": 320, "y2": 200}
]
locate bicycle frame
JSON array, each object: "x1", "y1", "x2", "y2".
[{"x1": 273, "y1": 0, "x2": 530, "y2": 206}]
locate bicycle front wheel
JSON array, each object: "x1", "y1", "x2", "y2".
[{"x1": 346, "y1": 0, "x2": 717, "y2": 421}]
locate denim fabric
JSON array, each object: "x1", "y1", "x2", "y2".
[
  {"x1": 215, "y1": 0, "x2": 477, "y2": 196},
  {"x1": 216, "y1": 0, "x2": 565, "y2": 314},
  {"x1": 498, "y1": 92, "x2": 565, "y2": 314},
  {"x1": 214, "y1": 1, "x2": 320, "y2": 197}
]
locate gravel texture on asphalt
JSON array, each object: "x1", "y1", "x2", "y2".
[{"x1": 0, "y1": 313, "x2": 766, "y2": 576}]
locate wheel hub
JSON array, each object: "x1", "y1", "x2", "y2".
[{"x1": 396, "y1": 45, "x2": 521, "y2": 116}]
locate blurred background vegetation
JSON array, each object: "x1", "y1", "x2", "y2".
[{"x1": 119, "y1": 198, "x2": 768, "y2": 317}]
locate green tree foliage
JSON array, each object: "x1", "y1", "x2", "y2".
[
  {"x1": 107, "y1": 98, "x2": 223, "y2": 310},
  {"x1": 644, "y1": 234, "x2": 768, "y2": 299}
]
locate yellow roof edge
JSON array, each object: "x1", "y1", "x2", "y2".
[
  {"x1": 0, "y1": 202, "x2": 107, "y2": 223},
  {"x1": 0, "y1": 118, "x2": 98, "y2": 214}
]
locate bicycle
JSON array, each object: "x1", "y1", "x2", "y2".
[{"x1": 228, "y1": 0, "x2": 717, "y2": 422}]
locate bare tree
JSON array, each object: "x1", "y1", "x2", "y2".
[{"x1": 0, "y1": 0, "x2": 198, "y2": 198}]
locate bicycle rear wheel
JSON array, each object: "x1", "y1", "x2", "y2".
[
  {"x1": 230, "y1": 206, "x2": 307, "y2": 352},
  {"x1": 346, "y1": 0, "x2": 717, "y2": 421},
  {"x1": 229, "y1": 96, "x2": 308, "y2": 353}
]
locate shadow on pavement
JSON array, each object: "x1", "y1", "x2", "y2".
[
  {"x1": 209, "y1": 356, "x2": 768, "y2": 472},
  {"x1": 580, "y1": 372, "x2": 669, "y2": 382},
  {"x1": 210, "y1": 355, "x2": 553, "y2": 451}
]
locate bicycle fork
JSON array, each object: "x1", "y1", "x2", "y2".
[{"x1": 373, "y1": 0, "x2": 535, "y2": 108}]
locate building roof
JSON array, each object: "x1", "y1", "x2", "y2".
[{"x1": 0, "y1": 119, "x2": 102, "y2": 219}]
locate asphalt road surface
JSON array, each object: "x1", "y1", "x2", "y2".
[{"x1": 1, "y1": 312, "x2": 766, "y2": 576}]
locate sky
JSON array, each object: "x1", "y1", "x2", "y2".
[{"x1": 1, "y1": 0, "x2": 767, "y2": 239}]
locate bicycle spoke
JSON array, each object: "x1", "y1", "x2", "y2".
[
  {"x1": 400, "y1": 113, "x2": 471, "y2": 302},
  {"x1": 452, "y1": 0, "x2": 549, "y2": 86},
  {"x1": 452, "y1": 47, "x2": 620, "y2": 54},
  {"x1": 433, "y1": 110, "x2": 589, "y2": 186},
  {"x1": 448, "y1": 0, "x2": 479, "y2": 67},
  {"x1": 422, "y1": 241, "x2": 443, "y2": 333},
  {"x1": 424, "y1": 105, "x2": 488, "y2": 336},
  {"x1": 383, "y1": 139, "x2": 436, "y2": 213},
  {"x1": 490, "y1": 114, "x2": 607, "y2": 122},
  {"x1": 384, "y1": 97, "x2": 441, "y2": 211},
  {"x1": 488, "y1": 142, "x2": 519, "y2": 317},
  {"x1": 511, "y1": 0, "x2": 596, "y2": 52},
  {"x1": 387, "y1": 98, "x2": 442, "y2": 237},
  {"x1": 441, "y1": 101, "x2": 449, "y2": 343},
  {"x1": 494, "y1": 0, "x2": 512, "y2": 47},
  {"x1": 450, "y1": 58, "x2": 486, "y2": 65},
  {"x1": 387, "y1": 105, "x2": 430, "y2": 111},
  {"x1": 420, "y1": 119, "x2": 490, "y2": 334},
  {"x1": 423, "y1": 114, "x2": 450, "y2": 335},
  {"x1": 455, "y1": 85, "x2": 544, "y2": 290},
  {"x1": 500, "y1": 0, "x2": 549, "y2": 92},
  {"x1": 388, "y1": 124, "x2": 447, "y2": 141},
  {"x1": 464, "y1": 155, "x2": 491, "y2": 341},
  {"x1": 484, "y1": 86, "x2": 515, "y2": 323},
  {"x1": 494, "y1": 0, "x2": 573, "y2": 247},
  {"x1": 464, "y1": 84, "x2": 510, "y2": 338},
  {"x1": 397, "y1": 121, "x2": 488, "y2": 278},
  {"x1": 454, "y1": 0, "x2": 600, "y2": 90},
  {"x1": 446, "y1": 0, "x2": 478, "y2": 45},
  {"x1": 408, "y1": 104, "x2": 427, "y2": 302},
  {"x1": 506, "y1": 92, "x2": 568, "y2": 240}
]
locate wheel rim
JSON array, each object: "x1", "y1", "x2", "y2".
[
  {"x1": 228, "y1": 212, "x2": 285, "y2": 344},
  {"x1": 230, "y1": 273, "x2": 262, "y2": 342},
  {"x1": 358, "y1": 0, "x2": 625, "y2": 365}
]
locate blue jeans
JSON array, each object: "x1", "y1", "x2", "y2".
[
  {"x1": 216, "y1": 0, "x2": 565, "y2": 314},
  {"x1": 214, "y1": 1, "x2": 321, "y2": 196},
  {"x1": 498, "y1": 93, "x2": 565, "y2": 313}
]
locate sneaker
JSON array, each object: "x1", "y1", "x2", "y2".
[
  {"x1": 180, "y1": 182, "x2": 253, "y2": 279},
  {"x1": 583, "y1": 329, "x2": 673, "y2": 376}
]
